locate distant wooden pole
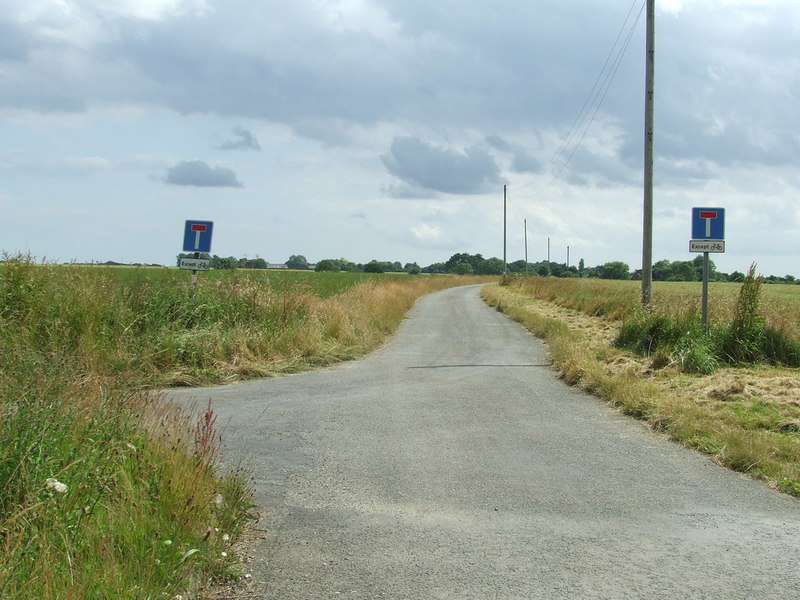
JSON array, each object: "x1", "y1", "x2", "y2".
[
  {"x1": 524, "y1": 218, "x2": 529, "y2": 274},
  {"x1": 642, "y1": 0, "x2": 655, "y2": 306},
  {"x1": 503, "y1": 185, "x2": 508, "y2": 273}
]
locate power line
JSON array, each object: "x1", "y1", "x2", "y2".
[{"x1": 517, "y1": 0, "x2": 646, "y2": 195}]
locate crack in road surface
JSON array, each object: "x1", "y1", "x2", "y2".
[{"x1": 169, "y1": 285, "x2": 800, "y2": 599}]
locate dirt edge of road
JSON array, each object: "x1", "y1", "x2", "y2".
[{"x1": 481, "y1": 283, "x2": 800, "y2": 499}]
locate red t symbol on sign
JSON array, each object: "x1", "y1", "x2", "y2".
[
  {"x1": 191, "y1": 224, "x2": 207, "y2": 249},
  {"x1": 699, "y1": 211, "x2": 718, "y2": 237}
]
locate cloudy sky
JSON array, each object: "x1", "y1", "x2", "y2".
[{"x1": 1, "y1": 0, "x2": 798, "y2": 276}]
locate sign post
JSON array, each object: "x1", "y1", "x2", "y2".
[
  {"x1": 181, "y1": 220, "x2": 214, "y2": 292},
  {"x1": 690, "y1": 208, "x2": 725, "y2": 334}
]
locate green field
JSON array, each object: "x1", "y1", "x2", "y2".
[
  {"x1": 0, "y1": 258, "x2": 491, "y2": 599},
  {"x1": 57, "y1": 264, "x2": 412, "y2": 298}
]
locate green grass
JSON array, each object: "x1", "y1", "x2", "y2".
[
  {"x1": 0, "y1": 255, "x2": 491, "y2": 598},
  {"x1": 58, "y1": 265, "x2": 414, "y2": 298}
]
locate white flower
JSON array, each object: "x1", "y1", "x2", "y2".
[
  {"x1": 221, "y1": 551, "x2": 228, "y2": 558},
  {"x1": 45, "y1": 478, "x2": 68, "y2": 494},
  {"x1": 213, "y1": 493, "x2": 224, "y2": 507},
  {"x1": 222, "y1": 533, "x2": 230, "y2": 542},
  {"x1": 163, "y1": 540, "x2": 173, "y2": 546}
]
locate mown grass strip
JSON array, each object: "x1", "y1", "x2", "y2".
[{"x1": 482, "y1": 282, "x2": 800, "y2": 497}]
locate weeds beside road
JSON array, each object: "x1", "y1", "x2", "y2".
[
  {"x1": 483, "y1": 277, "x2": 800, "y2": 497},
  {"x1": 0, "y1": 256, "x2": 491, "y2": 599}
]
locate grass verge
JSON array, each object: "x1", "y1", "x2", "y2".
[
  {"x1": 482, "y1": 282, "x2": 800, "y2": 497},
  {"x1": 0, "y1": 255, "x2": 492, "y2": 598}
]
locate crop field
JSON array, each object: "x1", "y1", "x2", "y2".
[
  {"x1": 483, "y1": 275, "x2": 800, "y2": 497},
  {"x1": 59, "y1": 264, "x2": 410, "y2": 298},
  {"x1": 0, "y1": 257, "x2": 493, "y2": 599}
]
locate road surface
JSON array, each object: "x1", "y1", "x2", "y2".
[{"x1": 168, "y1": 285, "x2": 800, "y2": 599}]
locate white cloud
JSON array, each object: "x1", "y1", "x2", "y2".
[
  {"x1": 164, "y1": 160, "x2": 242, "y2": 188},
  {"x1": 411, "y1": 223, "x2": 443, "y2": 241}
]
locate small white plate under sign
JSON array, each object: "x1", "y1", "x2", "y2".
[
  {"x1": 689, "y1": 240, "x2": 725, "y2": 253},
  {"x1": 180, "y1": 258, "x2": 211, "y2": 271}
]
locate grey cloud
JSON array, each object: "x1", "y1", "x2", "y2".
[
  {"x1": 380, "y1": 182, "x2": 440, "y2": 200},
  {"x1": 164, "y1": 160, "x2": 242, "y2": 187},
  {"x1": 216, "y1": 126, "x2": 262, "y2": 151},
  {"x1": 3, "y1": 1, "x2": 799, "y2": 172},
  {"x1": 486, "y1": 135, "x2": 514, "y2": 153},
  {"x1": 511, "y1": 151, "x2": 541, "y2": 174},
  {"x1": 381, "y1": 136, "x2": 500, "y2": 195},
  {"x1": 487, "y1": 135, "x2": 541, "y2": 174}
]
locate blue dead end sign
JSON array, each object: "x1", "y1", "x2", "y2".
[
  {"x1": 183, "y1": 220, "x2": 214, "y2": 253},
  {"x1": 691, "y1": 207, "x2": 725, "y2": 240}
]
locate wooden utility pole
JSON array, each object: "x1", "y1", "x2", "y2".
[
  {"x1": 641, "y1": 0, "x2": 655, "y2": 306},
  {"x1": 524, "y1": 218, "x2": 528, "y2": 274},
  {"x1": 547, "y1": 236, "x2": 551, "y2": 275},
  {"x1": 503, "y1": 185, "x2": 508, "y2": 273}
]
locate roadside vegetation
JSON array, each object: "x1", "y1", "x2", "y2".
[
  {"x1": 0, "y1": 255, "x2": 491, "y2": 599},
  {"x1": 483, "y1": 272, "x2": 800, "y2": 497}
]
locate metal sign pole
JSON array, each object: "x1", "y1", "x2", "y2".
[
  {"x1": 701, "y1": 252, "x2": 710, "y2": 335},
  {"x1": 191, "y1": 251, "x2": 199, "y2": 294}
]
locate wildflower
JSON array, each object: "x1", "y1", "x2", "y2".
[
  {"x1": 213, "y1": 493, "x2": 224, "y2": 507},
  {"x1": 222, "y1": 533, "x2": 230, "y2": 542},
  {"x1": 221, "y1": 552, "x2": 228, "y2": 558},
  {"x1": 163, "y1": 540, "x2": 173, "y2": 546},
  {"x1": 45, "y1": 477, "x2": 68, "y2": 494}
]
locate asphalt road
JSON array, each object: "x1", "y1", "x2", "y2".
[{"x1": 168, "y1": 285, "x2": 800, "y2": 599}]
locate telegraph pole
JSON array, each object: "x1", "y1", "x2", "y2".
[
  {"x1": 524, "y1": 218, "x2": 529, "y2": 274},
  {"x1": 547, "y1": 236, "x2": 551, "y2": 275},
  {"x1": 503, "y1": 185, "x2": 508, "y2": 273},
  {"x1": 641, "y1": 0, "x2": 655, "y2": 306}
]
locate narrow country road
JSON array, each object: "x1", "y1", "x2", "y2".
[{"x1": 168, "y1": 285, "x2": 800, "y2": 599}]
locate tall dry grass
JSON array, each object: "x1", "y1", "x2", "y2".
[
  {"x1": 0, "y1": 256, "x2": 490, "y2": 597},
  {"x1": 483, "y1": 280, "x2": 800, "y2": 497}
]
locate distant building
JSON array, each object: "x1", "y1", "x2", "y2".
[{"x1": 267, "y1": 263, "x2": 288, "y2": 269}]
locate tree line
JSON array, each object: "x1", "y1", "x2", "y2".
[{"x1": 177, "y1": 253, "x2": 798, "y2": 283}]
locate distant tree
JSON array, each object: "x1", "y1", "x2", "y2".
[
  {"x1": 508, "y1": 259, "x2": 528, "y2": 273},
  {"x1": 476, "y1": 257, "x2": 504, "y2": 275},
  {"x1": 578, "y1": 258, "x2": 585, "y2": 276},
  {"x1": 364, "y1": 260, "x2": 385, "y2": 273},
  {"x1": 339, "y1": 258, "x2": 361, "y2": 272},
  {"x1": 548, "y1": 262, "x2": 567, "y2": 277},
  {"x1": 668, "y1": 261, "x2": 696, "y2": 282},
  {"x1": 239, "y1": 257, "x2": 267, "y2": 269},
  {"x1": 692, "y1": 255, "x2": 716, "y2": 280},
  {"x1": 315, "y1": 259, "x2": 341, "y2": 272},
  {"x1": 444, "y1": 253, "x2": 472, "y2": 272},
  {"x1": 211, "y1": 255, "x2": 238, "y2": 269},
  {"x1": 423, "y1": 262, "x2": 446, "y2": 274},
  {"x1": 598, "y1": 261, "x2": 630, "y2": 280},
  {"x1": 286, "y1": 255, "x2": 309, "y2": 270},
  {"x1": 728, "y1": 271, "x2": 745, "y2": 282},
  {"x1": 652, "y1": 259, "x2": 672, "y2": 281},
  {"x1": 404, "y1": 262, "x2": 421, "y2": 275},
  {"x1": 452, "y1": 262, "x2": 474, "y2": 275}
]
